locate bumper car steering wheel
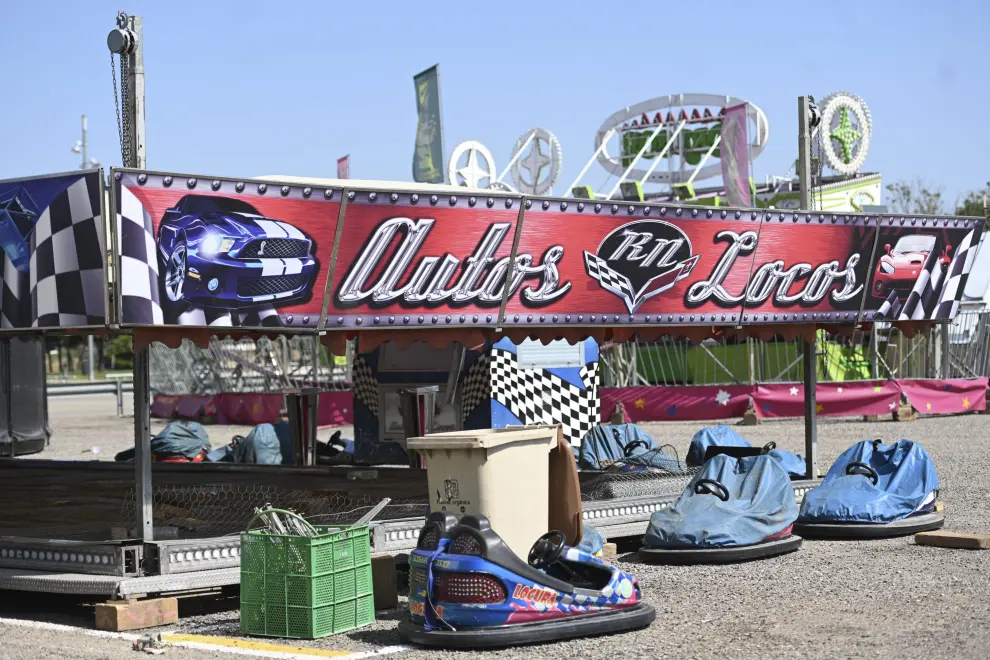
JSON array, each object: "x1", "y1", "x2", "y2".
[
  {"x1": 846, "y1": 461, "x2": 879, "y2": 485},
  {"x1": 623, "y1": 439, "x2": 651, "y2": 457},
  {"x1": 694, "y1": 478, "x2": 730, "y2": 502},
  {"x1": 528, "y1": 530, "x2": 566, "y2": 570}
]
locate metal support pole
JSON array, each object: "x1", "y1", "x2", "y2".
[
  {"x1": 797, "y1": 96, "x2": 817, "y2": 480},
  {"x1": 116, "y1": 379, "x2": 124, "y2": 417},
  {"x1": 111, "y1": 12, "x2": 150, "y2": 545},
  {"x1": 566, "y1": 129, "x2": 614, "y2": 194},
  {"x1": 133, "y1": 346, "x2": 153, "y2": 542},
  {"x1": 803, "y1": 337, "x2": 818, "y2": 479},
  {"x1": 940, "y1": 323, "x2": 951, "y2": 379},
  {"x1": 127, "y1": 16, "x2": 146, "y2": 169}
]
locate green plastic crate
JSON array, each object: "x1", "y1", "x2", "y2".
[{"x1": 240, "y1": 511, "x2": 374, "y2": 639}]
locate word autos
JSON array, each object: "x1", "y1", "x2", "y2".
[{"x1": 336, "y1": 218, "x2": 863, "y2": 309}]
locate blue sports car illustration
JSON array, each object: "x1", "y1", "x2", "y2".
[
  {"x1": 157, "y1": 195, "x2": 318, "y2": 313},
  {"x1": 0, "y1": 187, "x2": 40, "y2": 272}
]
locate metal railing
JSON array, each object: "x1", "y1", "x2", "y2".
[{"x1": 599, "y1": 309, "x2": 990, "y2": 386}]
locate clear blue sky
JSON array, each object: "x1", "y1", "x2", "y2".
[{"x1": 2, "y1": 0, "x2": 987, "y2": 206}]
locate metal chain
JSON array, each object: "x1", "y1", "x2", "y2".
[{"x1": 110, "y1": 53, "x2": 124, "y2": 164}]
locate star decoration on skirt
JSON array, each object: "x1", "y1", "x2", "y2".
[
  {"x1": 816, "y1": 403, "x2": 824, "y2": 414},
  {"x1": 666, "y1": 405, "x2": 678, "y2": 416},
  {"x1": 837, "y1": 387, "x2": 844, "y2": 394},
  {"x1": 874, "y1": 385, "x2": 883, "y2": 393},
  {"x1": 926, "y1": 402, "x2": 932, "y2": 411},
  {"x1": 634, "y1": 398, "x2": 646, "y2": 409},
  {"x1": 963, "y1": 397, "x2": 971, "y2": 409},
  {"x1": 789, "y1": 386, "x2": 799, "y2": 396},
  {"x1": 888, "y1": 401, "x2": 898, "y2": 410},
  {"x1": 715, "y1": 390, "x2": 731, "y2": 406}
]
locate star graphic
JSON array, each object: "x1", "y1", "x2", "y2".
[
  {"x1": 926, "y1": 402, "x2": 932, "y2": 411},
  {"x1": 520, "y1": 140, "x2": 551, "y2": 188},
  {"x1": 763, "y1": 403, "x2": 772, "y2": 412},
  {"x1": 715, "y1": 390, "x2": 731, "y2": 406},
  {"x1": 634, "y1": 398, "x2": 646, "y2": 409},
  {"x1": 963, "y1": 397, "x2": 971, "y2": 409},
  {"x1": 830, "y1": 106, "x2": 861, "y2": 165},
  {"x1": 888, "y1": 402, "x2": 898, "y2": 410},
  {"x1": 816, "y1": 403, "x2": 824, "y2": 414},
  {"x1": 873, "y1": 385, "x2": 883, "y2": 393},
  {"x1": 837, "y1": 387, "x2": 844, "y2": 394},
  {"x1": 666, "y1": 405, "x2": 678, "y2": 416},
  {"x1": 455, "y1": 147, "x2": 493, "y2": 188},
  {"x1": 944, "y1": 384, "x2": 954, "y2": 392},
  {"x1": 789, "y1": 386, "x2": 799, "y2": 396}
]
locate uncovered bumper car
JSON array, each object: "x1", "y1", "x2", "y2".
[
  {"x1": 687, "y1": 425, "x2": 807, "y2": 478},
  {"x1": 794, "y1": 439, "x2": 943, "y2": 539},
  {"x1": 639, "y1": 452, "x2": 802, "y2": 564},
  {"x1": 399, "y1": 513, "x2": 655, "y2": 649}
]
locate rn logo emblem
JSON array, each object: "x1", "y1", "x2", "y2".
[{"x1": 583, "y1": 220, "x2": 700, "y2": 314}]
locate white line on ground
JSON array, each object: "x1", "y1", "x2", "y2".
[{"x1": 0, "y1": 617, "x2": 412, "y2": 659}]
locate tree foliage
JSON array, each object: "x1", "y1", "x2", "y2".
[
  {"x1": 885, "y1": 178, "x2": 946, "y2": 215},
  {"x1": 955, "y1": 185, "x2": 988, "y2": 217}
]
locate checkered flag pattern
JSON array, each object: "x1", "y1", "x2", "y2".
[
  {"x1": 898, "y1": 249, "x2": 941, "y2": 321},
  {"x1": 0, "y1": 175, "x2": 105, "y2": 328},
  {"x1": 874, "y1": 290, "x2": 902, "y2": 321},
  {"x1": 459, "y1": 353, "x2": 491, "y2": 422},
  {"x1": 351, "y1": 355, "x2": 379, "y2": 416},
  {"x1": 584, "y1": 252, "x2": 636, "y2": 303},
  {"x1": 116, "y1": 184, "x2": 282, "y2": 328},
  {"x1": 117, "y1": 184, "x2": 162, "y2": 325},
  {"x1": 0, "y1": 253, "x2": 28, "y2": 328},
  {"x1": 490, "y1": 348, "x2": 600, "y2": 447},
  {"x1": 931, "y1": 229, "x2": 978, "y2": 320}
]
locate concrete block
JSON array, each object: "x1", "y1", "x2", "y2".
[
  {"x1": 95, "y1": 597, "x2": 178, "y2": 632},
  {"x1": 742, "y1": 410, "x2": 759, "y2": 426},
  {"x1": 915, "y1": 531, "x2": 989, "y2": 550},
  {"x1": 371, "y1": 553, "x2": 398, "y2": 610}
]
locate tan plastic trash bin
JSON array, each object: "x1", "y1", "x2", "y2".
[{"x1": 406, "y1": 425, "x2": 559, "y2": 558}]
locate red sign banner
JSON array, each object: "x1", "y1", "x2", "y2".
[{"x1": 113, "y1": 173, "x2": 985, "y2": 331}]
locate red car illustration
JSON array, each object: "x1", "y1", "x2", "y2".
[{"x1": 872, "y1": 234, "x2": 951, "y2": 299}]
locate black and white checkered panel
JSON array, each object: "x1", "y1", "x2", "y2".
[
  {"x1": 24, "y1": 175, "x2": 105, "y2": 327},
  {"x1": 117, "y1": 183, "x2": 162, "y2": 325},
  {"x1": 459, "y1": 353, "x2": 491, "y2": 422},
  {"x1": 874, "y1": 290, "x2": 902, "y2": 321},
  {"x1": 490, "y1": 348, "x2": 600, "y2": 447},
  {"x1": 931, "y1": 229, "x2": 977, "y2": 320},
  {"x1": 898, "y1": 249, "x2": 940, "y2": 321},
  {"x1": 584, "y1": 252, "x2": 636, "y2": 302},
  {"x1": 0, "y1": 254, "x2": 29, "y2": 328},
  {"x1": 352, "y1": 355, "x2": 379, "y2": 416}
]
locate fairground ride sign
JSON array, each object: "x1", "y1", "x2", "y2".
[{"x1": 596, "y1": 94, "x2": 769, "y2": 186}]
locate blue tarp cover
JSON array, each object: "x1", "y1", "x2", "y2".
[
  {"x1": 798, "y1": 439, "x2": 939, "y2": 524},
  {"x1": 687, "y1": 425, "x2": 807, "y2": 478},
  {"x1": 580, "y1": 424, "x2": 657, "y2": 469},
  {"x1": 580, "y1": 424, "x2": 686, "y2": 473},
  {"x1": 151, "y1": 421, "x2": 210, "y2": 459},
  {"x1": 643, "y1": 454, "x2": 798, "y2": 548},
  {"x1": 232, "y1": 424, "x2": 283, "y2": 465}
]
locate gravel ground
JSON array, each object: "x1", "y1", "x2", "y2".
[{"x1": 6, "y1": 397, "x2": 990, "y2": 659}]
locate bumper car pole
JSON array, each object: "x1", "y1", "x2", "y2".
[
  {"x1": 803, "y1": 338, "x2": 818, "y2": 481},
  {"x1": 797, "y1": 94, "x2": 820, "y2": 483}
]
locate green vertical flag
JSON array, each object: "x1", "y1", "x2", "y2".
[{"x1": 412, "y1": 65, "x2": 446, "y2": 184}]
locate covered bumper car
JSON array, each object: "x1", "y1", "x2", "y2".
[
  {"x1": 400, "y1": 513, "x2": 655, "y2": 649},
  {"x1": 640, "y1": 452, "x2": 802, "y2": 563},
  {"x1": 579, "y1": 423, "x2": 689, "y2": 474},
  {"x1": 794, "y1": 439, "x2": 943, "y2": 539},
  {"x1": 688, "y1": 425, "x2": 807, "y2": 479}
]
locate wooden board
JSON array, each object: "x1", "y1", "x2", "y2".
[{"x1": 915, "y1": 530, "x2": 989, "y2": 550}]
